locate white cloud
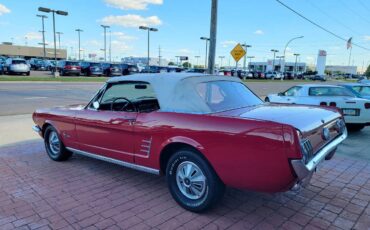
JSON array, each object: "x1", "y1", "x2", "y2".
[
  {"x1": 101, "y1": 14, "x2": 162, "y2": 28},
  {"x1": 110, "y1": 31, "x2": 137, "y2": 41},
  {"x1": 25, "y1": 32, "x2": 42, "y2": 41},
  {"x1": 254, "y1": 30, "x2": 264, "y2": 35},
  {"x1": 0, "y1": 4, "x2": 10, "y2": 16},
  {"x1": 363, "y1": 35, "x2": 370, "y2": 41},
  {"x1": 104, "y1": 0, "x2": 163, "y2": 10},
  {"x1": 220, "y1": 40, "x2": 237, "y2": 48}
]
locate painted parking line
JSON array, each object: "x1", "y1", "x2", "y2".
[{"x1": 24, "y1": 96, "x2": 48, "y2": 100}]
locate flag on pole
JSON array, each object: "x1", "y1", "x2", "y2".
[{"x1": 347, "y1": 37, "x2": 352, "y2": 49}]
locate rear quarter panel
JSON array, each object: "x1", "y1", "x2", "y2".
[{"x1": 135, "y1": 111, "x2": 296, "y2": 193}]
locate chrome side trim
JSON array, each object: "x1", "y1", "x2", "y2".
[
  {"x1": 66, "y1": 147, "x2": 160, "y2": 175},
  {"x1": 32, "y1": 125, "x2": 42, "y2": 133},
  {"x1": 291, "y1": 128, "x2": 348, "y2": 180}
]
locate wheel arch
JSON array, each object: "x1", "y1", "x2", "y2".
[{"x1": 159, "y1": 137, "x2": 212, "y2": 176}]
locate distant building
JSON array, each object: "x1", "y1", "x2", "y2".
[
  {"x1": 0, "y1": 43, "x2": 67, "y2": 59},
  {"x1": 121, "y1": 57, "x2": 170, "y2": 66},
  {"x1": 249, "y1": 60, "x2": 306, "y2": 73},
  {"x1": 325, "y1": 65, "x2": 357, "y2": 75}
]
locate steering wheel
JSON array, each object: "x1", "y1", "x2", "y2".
[{"x1": 110, "y1": 97, "x2": 136, "y2": 112}]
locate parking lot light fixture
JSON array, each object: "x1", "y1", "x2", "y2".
[
  {"x1": 36, "y1": 14, "x2": 48, "y2": 60},
  {"x1": 294, "y1": 53, "x2": 300, "y2": 77},
  {"x1": 247, "y1": 56, "x2": 255, "y2": 71},
  {"x1": 270, "y1": 49, "x2": 279, "y2": 71},
  {"x1": 139, "y1": 26, "x2": 158, "y2": 68},
  {"x1": 38, "y1": 7, "x2": 68, "y2": 77},
  {"x1": 200, "y1": 37, "x2": 210, "y2": 69},
  {"x1": 101, "y1": 25, "x2": 110, "y2": 62},
  {"x1": 75, "y1": 29, "x2": 83, "y2": 61},
  {"x1": 241, "y1": 44, "x2": 251, "y2": 71}
]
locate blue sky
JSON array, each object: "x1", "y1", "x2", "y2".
[{"x1": 0, "y1": 0, "x2": 370, "y2": 70}]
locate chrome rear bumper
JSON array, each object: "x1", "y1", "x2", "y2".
[
  {"x1": 32, "y1": 125, "x2": 42, "y2": 134},
  {"x1": 291, "y1": 128, "x2": 348, "y2": 182}
]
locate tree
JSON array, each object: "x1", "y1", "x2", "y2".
[
  {"x1": 168, "y1": 61, "x2": 175, "y2": 66},
  {"x1": 365, "y1": 65, "x2": 370, "y2": 77},
  {"x1": 182, "y1": 62, "x2": 191, "y2": 68}
]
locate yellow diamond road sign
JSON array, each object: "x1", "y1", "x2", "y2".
[{"x1": 230, "y1": 43, "x2": 246, "y2": 62}]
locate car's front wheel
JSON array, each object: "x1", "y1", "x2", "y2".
[
  {"x1": 166, "y1": 149, "x2": 225, "y2": 212},
  {"x1": 44, "y1": 126, "x2": 73, "y2": 161}
]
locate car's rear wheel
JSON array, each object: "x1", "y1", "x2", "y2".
[
  {"x1": 44, "y1": 126, "x2": 72, "y2": 161},
  {"x1": 265, "y1": 97, "x2": 270, "y2": 102},
  {"x1": 166, "y1": 149, "x2": 225, "y2": 212}
]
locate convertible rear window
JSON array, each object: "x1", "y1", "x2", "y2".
[
  {"x1": 195, "y1": 81, "x2": 262, "y2": 112},
  {"x1": 309, "y1": 87, "x2": 354, "y2": 96}
]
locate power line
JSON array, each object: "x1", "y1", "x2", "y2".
[
  {"x1": 358, "y1": 0, "x2": 370, "y2": 12},
  {"x1": 338, "y1": 0, "x2": 370, "y2": 26},
  {"x1": 275, "y1": 0, "x2": 370, "y2": 51}
]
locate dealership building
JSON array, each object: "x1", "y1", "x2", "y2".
[
  {"x1": 325, "y1": 65, "x2": 357, "y2": 75},
  {"x1": 249, "y1": 59, "x2": 306, "y2": 73},
  {"x1": 0, "y1": 43, "x2": 67, "y2": 60}
]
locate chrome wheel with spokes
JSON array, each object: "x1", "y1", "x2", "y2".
[
  {"x1": 44, "y1": 126, "x2": 72, "y2": 161},
  {"x1": 48, "y1": 131, "x2": 60, "y2": 156},
  {"x1": 166, "y1": 149, "x2": 225, "y2": 212},
  {"x1": 176, "y1": 161, "x2": 206, "y2": 200}
]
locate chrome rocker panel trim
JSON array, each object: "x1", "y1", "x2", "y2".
[
  {"x1": 291, "y1": 128, "x2": 348, "y2": 181},
  {"x1": 66, "y1": 147, "x2": 160, "y2": 175}
]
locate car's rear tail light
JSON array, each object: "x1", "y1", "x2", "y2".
[
  {"x1": 329, "y1": 102, "x2": 337, "y2": 107},
  {"x1": 365, "y1": 103, "x2": 370, "y2": 109},
  {"x1": 64, "y1": 65, "x2": 71, "y2": 69},
  {"x1": 320, "y1": 102, "x2": 327, "y2": 106},
  {"x1": 76, "y1": 66, "x2": 81, "y2": 70}
]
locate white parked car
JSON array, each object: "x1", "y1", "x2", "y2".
[
  {"x1": 4, "y1": 58, "x2": 30, "y2": 75},
  {"x1": 265, "y1": 71, "x2": 283, "y2": 80},
  {"x1": 265, "y1": 84, "x2": 370, "y2": 131}
]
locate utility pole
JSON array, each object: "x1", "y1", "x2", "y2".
[
  {"x1": 208, "y1": 0, "x2": 218, "y2": 74},
  {"x1": 36, "y1": 14, "x2": 48, "y2": 59},
  {"x1": 101, "y1": 25, "x2": 110, "y2": 62},
  {"x1": 241, "y1": 44, "x2": 251, "y2": 71},
  {"x1": 56, "y1": 32, "x2": 63, "y2": 49}
]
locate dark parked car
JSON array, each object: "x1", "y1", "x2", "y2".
[
  {"x1": 101, "y1": 63, "x2": 123, "y2": 77},
  {"x1": 30, "y1": 59, "x2": 48, "y2": 71},
  {"x1": 80, "y1": 62, "x2": 103, "y2": 76},
  {"x1": 311, "y1": 75, "x2": 327, "y2": 81},
  {"x1": 186, "y1": 68, "x2": 206, "y2": 74},
  {"x1": 140, "y1": 65, "x2": 165, "y2": 74},
  {"x1": 56, "y1": 61, "x2": 81, "y2": 76}
]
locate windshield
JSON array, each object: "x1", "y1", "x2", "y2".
[
  {"x1": 195, "y1": 81, "x2": 262, "y2": 112},
  {"x1": 352, "y1": 86, "x2": 370, "y2": 96},
  {"x1": 12, "y1": 60, "x2": 26, "y2": 64}
]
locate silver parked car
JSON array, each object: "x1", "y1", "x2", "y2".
[{"x1": 4, "y1": 58, "x2": 30, "y2": 75}]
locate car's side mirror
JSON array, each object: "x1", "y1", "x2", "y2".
[
  {"x1": 278, "y1": 92, "x2": 285, "y2": 96},
  {"x1": 93, "y1": 101, "x2": 100, "y2": 110}
]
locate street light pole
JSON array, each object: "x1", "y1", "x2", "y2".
[
  {"x1": 207, "y1": 0, "x2": 218, "y2": 74},
  {"x1": 36, "y1": 14, "x2": 48, "y2": 60},
  {"x1": 200, "y1": 37, "x2": 210, "y2": 69},
  {"x1": 56, "y1": 32, "x2": 63, "y2": 49},
  {"x1": 241, "y1": 44, "x2": 251, "y2": 71},
  {"x1": 270, "y1": 49, "x2": 279, "y2": 71},
  {"x1": 101, "y1": 25, "x2": 110, "y2": 62},
  {"x1": 219, "y1": 56, "x2": 225, "y2": 69},
  {"x1": 75, "y1": 29, "x2": 83, "y2": 61},
  {"x1": 282, "y1": 36, "x2": 304, "y2": 75},
  {"x1": 139, "y1": 26, "x2": 158, "y2": 68},
  {"x1": 109, "y1": 30, "x2": 112, "y2": 62},
  {"x1": 195, "y1": 56, "x2": 200, "y2": 67}
]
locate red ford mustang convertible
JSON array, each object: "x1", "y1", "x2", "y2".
[{"x1": 33, "y1": 73, "x2": 347, "y2": 212}]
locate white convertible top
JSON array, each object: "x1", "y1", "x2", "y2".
[{"x1": 107, "y1": 73, "x2": 243, "y2": 113}]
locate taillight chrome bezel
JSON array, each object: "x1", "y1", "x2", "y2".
[{"x1": 296, "y1": 130, "x2": 313, "y2": 164}]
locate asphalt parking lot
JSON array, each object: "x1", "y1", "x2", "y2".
[{"x1": 0, "y1": 80, "x2": 370, "y2": 229}]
